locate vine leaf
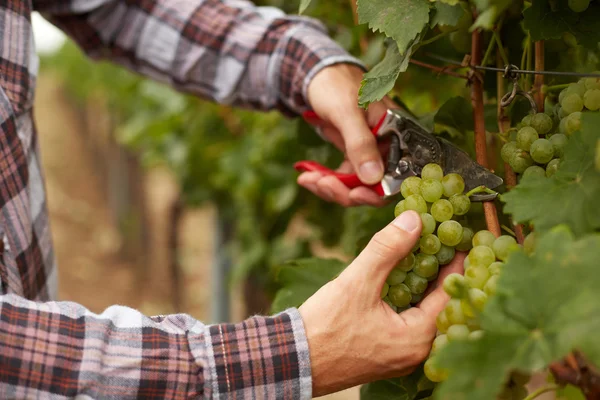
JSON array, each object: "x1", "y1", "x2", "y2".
[
  {"x1": 357, "y1": 0, "x2": 430, "y2": 55},
  {"x1": 299, "y1": 0, "x2": 313, "y2": 14},
  {"x1": 430, "y1": 3, "x2": 464, "y2": 28},
  {"x1": 435, "y1": 228, "x2": 600, "y2": 400},
  {"x1": 360, "y1": 366, "x2": 433, "y2": 400},
  {"x1": 523, "y1": 0, "x2": 600, "y2": 49},
  {"x1": 358, "y1": 40, "x2": 414, "y2": 107},
  {"x1": 434, "y1": 97, "x2": 474, "y2": 133},
  {"x1": 271, "y1": 258, "x2": 346, "y2": 313},
  {"x1": 502, "y1": 113, "x2": 600, "y2": 236}
]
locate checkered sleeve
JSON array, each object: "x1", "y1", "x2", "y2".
[
  {"x1": 35, "y1": 0, "x2": 365, "y2": 116},
  {"x1": 0, "y1": 294, "x2": 311, "y2": 399}
]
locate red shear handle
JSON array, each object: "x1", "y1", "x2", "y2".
[
  {"x1": 302, "y1": 111, "x2": 387, "y2": 137},
  {"x1": 294, "y1": 161, "x2": 385, "y2": 196}
]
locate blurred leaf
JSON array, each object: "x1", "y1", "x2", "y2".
[{"x1": 434, "y1": 96, "x2": 474, "y2": 133}]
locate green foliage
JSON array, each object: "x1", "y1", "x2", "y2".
[
  {"x1": 271, "y1": 258, "x2": 346, "y2": 313},
  {"x1": 435, "y1": 228, "x2": 600, "y2": 399},
  {"x1": 361, "y1": 368, "x2": 433, "y2": 400}
]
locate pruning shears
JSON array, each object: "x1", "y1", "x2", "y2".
[{"x1": 295, "y1": 108, "x2": 503, "y2": 202}]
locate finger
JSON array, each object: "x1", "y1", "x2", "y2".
[
  {"x1": 330, "y1": 106, "x2": 384, "y2": 185},
  {"x1": 417, "y1": 252, "x2": 466, "y2": 318},
  {"x1": 342, "y1": 211, "x2": 422, "y2": 286},
  {"x1": 316, "y1": 175, "x2": 357, "y2": 207},
  {"x1": 348, "y1": 187, "x2": 388, "y2": 207}
]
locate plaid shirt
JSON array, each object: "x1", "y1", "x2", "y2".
[{"x1": 0, "y1": 0, "x2": 362, "y2": 398}]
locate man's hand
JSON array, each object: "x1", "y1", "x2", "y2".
[
  {"x1": 300, "y1": 64, "x2": 396, "y2": 207},
  {"x1": 298, "y1": 211, "x2": 464, "y2": 397}
]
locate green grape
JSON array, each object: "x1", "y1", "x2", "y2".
[
  {"x1": 468, "y1": 288, "x2": 488, "y2": 312},
  {"x1": 381, "y1": 282, "x2": 389, "y2": 298},
  {"x1": 441, "y1": 173, "x2": 465, "y2": 197},
  {"x1": 410, "y1": 292, "x2": 424, "y2": 304},
  {"x1": 530, "y1": 113, "x2": 553, "y2": 135},
  {"x1": 405, "y1": 194, "x2": 428, "y2": 213},
  {"x1": 465, "y1": 317, "x2": 481, "y2": 332},
  {"x1": 394, "y1": 200, "x2": 407, "y2": 217},
  {"x1": 465, "y1": 265, "x2": 491, "y2": 289},
  {"x1": 421, "y1": 163, "x2": 444, "y2": 181},
  {"x1": 397, "y1": 253, "x2": 416, "y2": 272},
  {"x1": 492, "y1": 235, "x2": 518, "y2": 261},
  {"x1": 449, "y1": 30, "x2": 472, "y2": 53},
  {"x1": 463, "y1": 256, "x2": 471, "y2": 270},
  {"x1": 559, "y1": 116, "x2": 568, "y2": 134},
  {"x1": 559, "y1": 106, "x2": 569, "y2": 119},
  {"x1": 530, "y1": 138, "x2": 554, "y2": 164},
  {"x1": 472, "y1": 230, "x2": 496, "y2": 248},
  {"x1": 549, "y1": 133, "x2": 568, "y2": 158},
  {"x1": 455, "y1": 227, "x2": 474, "y2": 252},
  {"x1": 437, "y1": 220, "x2": 464, "y2": 247},
  {"x1": 431, "y1": 334, "x2": 449, "y2": 353},
  {"x1": 447, "y1": 324, "x2": 470, "y2": 341},
  {"x1": 567, "y1": 82, "x2": 587, "y2": 98},
  {"x1": 509, "y1": 150, "x2": 534, "y2": 173},
  {"x1": 443, "y1": 273, "x2": 467, "y2": 298},
  {"x1": 435, "y1": 244, "x2": 455, "y2": 265},
  {"x1": 412, "y1": 241, "x2": 421, "y2": 253},
  {"x1": 400, "y1": 176, "x2": 422, "y2": 198},
  {"x1": 427, "y1": 271, "x2": 438, "y2": 283},
  {"x1": 421, "y1": 179, "x2": 444, "y2": 202},
  {"x1": 522, "y1": 165, "x2": 546, "y2": 179},
  {"x1": 565, "y1": 111, "x2": 582, "y2": 136},
  {"x1": 431, "y1": 199, "x2": 454, "y2": 222},
  {"x1": 436, "y1": 309, "x2": 450, "y2": 333},
  {"x1": 521, "y1": 114, "x2": 533, "y2": 126},
  {"x1": 449, "y1": 194, "x2": 470, "y2": 216},
  {"x1": 420, "y1": 213, "x2": 436, "y2": 236},
  {"x1": 501, "y1": 142, "x2": 518, "y2": 163},
  {"x1": 445, "y1": 298, "x2": 466, "y2": 325},
  {"x1": 516, "y1": 127, "x2": 539, "y2": 151},
  {"x1": 419, "y1": 235, "x2": 442, "y2": 256},
  {"x1": 561, "y1": 93, "x2": 584, "y2": 115},
  {"x1": 488, "y1": 261, "x2": 504, "y2": 276},
  {"x1": 424, "y1": 357, "x2": 448, "y2": 383},
  {"x1": 484, "y1": 274, "x2": 499, "y2": 296},
  {"x1": 583, "y1": 88, "x2": 600, "y2": 111},
  {"x1": 523, "y1": 232, "x2": 537, "y2": 255},
  {"x1": 558, "y1": 88, "x2": 568, "y2": 104},
  {"x1": 468, "y1": 245, "x2": 496, "y2": 267},
  {"x1": 583, "y1": 76, "x2": 600, "y2": 90},
  {"x1": 468, "y1": 330, "x2": 485, "y2": 341},
  {"x1": 404, "y1": 272, "x2": 429, "y2": 294},
  {"x1": 414, "y1": 253, "x2": 440, "y2": 278},
  {"x1": 382, "y1": 296, "x2": 398, "y2": 312},
  {"x1": 388, "y1": 284, "x2": 412, "y2": 307},
  {"x1": 386, "y1": 268, "x2": 408, "y2": 286},
  {"x1": 546, "y1": 158, "x2": 560, "y2": 177},
  {"x1": 568, "y1": 0, "x2": 590, "y2": 12}
]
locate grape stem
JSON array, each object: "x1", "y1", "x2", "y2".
[
  {"x1": 522, "y1": 384, "x2": 559, "y2": 400},
  {"x1": 465, "y1": 185, "x2": 498, "y2": 198},
  {"x1": 542, "y1": 84, "x2": 569, "y2": 93},
  {"x1": 500, "y1": 224, "x2": 516, "y2": 237},
  {"x1": 470, "y1": 25, "x2": 502, "y2": 237}
]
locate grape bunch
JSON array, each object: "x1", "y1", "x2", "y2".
[
  {"x1": 501, "y1": 75, "x2": 599, "y2": 179},
  {"x1": 381, "y1": 163, "x2": 473, "y2": 312},
  {"x1": 422, "y1": 230, "x2": 531, "y2": 399}
]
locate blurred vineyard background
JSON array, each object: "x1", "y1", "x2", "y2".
[{"x1": 32, "y1": 3, "x2": 468, "y2": 398}]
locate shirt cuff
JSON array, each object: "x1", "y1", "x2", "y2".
[
  {"x1": 202, "y1": 308, "x2": 312, "y2": 399},
  {"x1": 274, "y1": 20, "x2": 366, "y2": 116}
]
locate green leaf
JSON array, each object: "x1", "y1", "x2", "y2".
[
  {"x1": 358, "y1": 41, "x2": 413, "y2": 107},
  {"x1": 360, "y1": 367, "x2": 432, "y2": 400},
  {"x1": 523, "y1": 0, "x2": 600, "y2": 49},
  {"x1": 434, "y1": 97, "x2": 474, "y2": 133},
  {"x1": 436, "y1": 228, "x2": 600, "y2": 400},
  {"x1": 502, "y1": 112, "x2": 600, "y2": 236},
  {"x1": 557, "y1": 384, "x2": 586, "y2": 400},
  {"x1": 299, "y1": 0, "x2": 312, "y2": 14},
  {"x1": 430, "y1": 3, "x2": 464, "y2": 28},
  {"x1": 357, "y1": 0, "x2": 430, "y2": 54},
  {"x1": 271, "y1": 258, "x2": 346, "y2": 313}
]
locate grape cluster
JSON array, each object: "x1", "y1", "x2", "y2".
[
  {"x1": 501, "y1": 76, "x2": 599, "y2": 179},
  {"x1": 381, "y1": 164, "x2": 472, "y2": 312},
  {"x1": 422, "y1": 230, "x2": 529, "y2": 397}
]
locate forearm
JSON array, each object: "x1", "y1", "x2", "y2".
[
  {"x1": 0, "y1": 294, "x2": 311, "y2": 399},
  {"x1": 37, "y1": 0, "x2": 364, "y2": 116}
]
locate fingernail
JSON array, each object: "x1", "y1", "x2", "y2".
[
  {"x1": 359, "y1": 161, "x2": 383, "y2": 184},
  {"x1": 393, "y1": 211, "x2": 419, "y2": 232}
]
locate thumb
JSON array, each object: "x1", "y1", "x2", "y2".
[{"x1": 341, "y1": 211, "x2": 422, "y2": 289}]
